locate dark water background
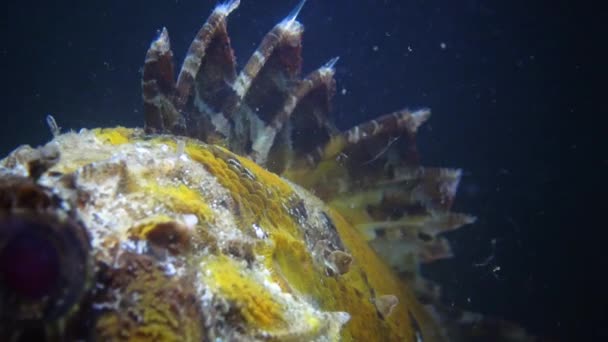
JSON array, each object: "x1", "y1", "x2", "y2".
[{"x1": 0, "y1": 0, "x2": 601, "y2": 340}]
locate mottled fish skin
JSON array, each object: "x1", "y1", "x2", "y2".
[{"x1": 0, "y1": 128, "x2": 442, "y2": 341}]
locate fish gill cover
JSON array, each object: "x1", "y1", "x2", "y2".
[{"x1": 0, "y1": 0, "x2": 536, "y2": 341}]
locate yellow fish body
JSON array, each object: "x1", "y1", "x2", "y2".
[
  {"x1": 0, "y1": 127, "x2": 442, "y2": 341},
  {"x1": 0, "y1": 1, "x2": 532, "y2": 341}
]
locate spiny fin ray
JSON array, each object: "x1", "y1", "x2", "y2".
[
  {"x1": 250, "y1": 63, "x2": 337, "y2": 168},
  {"x1": 280, "y1": 0, "x2": 307, "y2": 29},
  {"x1": 216, "y1": 0, "x2": 240, "y2": 14},
  {"x1": 323, "y1": 56, "x2": 340, "y2": 70},
  {"x1": 142, "y1": 27, "x2": 183, "y2": 134}
]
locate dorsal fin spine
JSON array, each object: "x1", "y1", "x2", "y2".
[{"x1": 174, "y1": 3, "x2": 238, "y2": 110}]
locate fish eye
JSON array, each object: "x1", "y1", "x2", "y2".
[
  {"x1": 0, "y1": 212, "x2": 92, "y2": 322},
  {"x1": 0, "y1": 225, "x2": 61, "y2": 299}
]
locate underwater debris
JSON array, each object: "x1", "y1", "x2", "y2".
[
  {"x1": 46, "y1": 115, "x2": 61, "y2": 138},
  {"x1": 0, "y1": 1, "x2": 536, "y2": 341}
]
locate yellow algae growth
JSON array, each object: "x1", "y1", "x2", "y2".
[{"x1": 0, "y1": 127, "x2": 446, "y2": 341}]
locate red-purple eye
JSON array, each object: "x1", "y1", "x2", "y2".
[
  {"x1": 0, "y1": 226, "x2": 61, "y2": 299},
  {"x1": 0, "y1": 212, "x2": 92, "y2": 322}
]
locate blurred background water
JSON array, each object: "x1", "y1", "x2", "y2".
[{"x1": 0, "y1": 0, "x2": 600, "y2": 340}]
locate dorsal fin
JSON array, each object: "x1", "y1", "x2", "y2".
[
  {"x1": 281, "y1": 109, "x2": 476, "y2": 291},
  {"x1": 142, "y1": 3, "x2": 240, "y2": 142},
  {"x1": 303, "y1": 108, "x2": 430, "y2": 168},
  {"x1": 142, "y1": 27, "x2": 182, "y2": 134},
  {"x1": 175, "y1": 2, "x2": 239, "y2": 111},
  {"x1": 282, "y1": 109, "x2": 429, "y2": 196},
  {"x1": 177, "y1": 3, "x2": 239, "y2": 143},
  {"x1": 226, "y1": 8, "x2": 307, "y2": 154},
  {"x1": 230, "y1": 0, "x2": 306, "y2": 100},
  {"x1": 249, "y1": 59, "x2": 338, "y2": 171}
]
